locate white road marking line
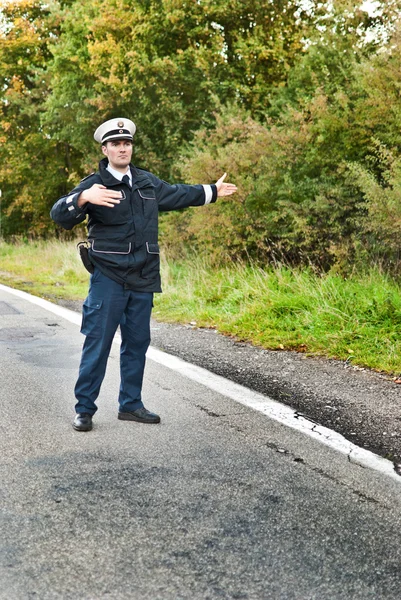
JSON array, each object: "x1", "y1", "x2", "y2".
[
  {"x1": 0, "y1": 284, "x2": 83, "y2": 326},
  {"x1": 1, "y1": 282, "x2": 399, "y2": 483}
]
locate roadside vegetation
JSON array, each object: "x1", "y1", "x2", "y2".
[
  {"x1": 0, "y1": 240, "x2": 88, "y2": 300},
  {"x1": 2, "y1": 2, "x2": 401, "y2": 377},
  {"x1": 1, "y1": 239, "x2": 401, "y2": 375},
  {"x1": 2, "y1": 1, "x2": 401, "y2": 276}
]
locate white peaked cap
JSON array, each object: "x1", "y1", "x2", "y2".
[{"x1": 94, "y1": 118, "x2": 136, "y2": 144}]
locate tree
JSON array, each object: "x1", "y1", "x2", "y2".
[
  {"x1": 44, "y1": 0, "x2": 313, "y2": 178},
  {"x1": 0, "y1": 0, "x2": 81, "y2": 236},
  {"x1": 161, "y1": 1, "x2": 401, "y2": 270}
]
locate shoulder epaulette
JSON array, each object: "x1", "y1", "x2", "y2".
[
  {"x1": 80, "y1": 172, "x2": 96, "y2": 182},
  {"x1": 133, "y1": 165, "x2": 150, "y2": 176}
]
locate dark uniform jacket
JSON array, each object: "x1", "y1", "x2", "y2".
[{"x1": 50, "y1": 158, "x2": 217, "y2": 292}]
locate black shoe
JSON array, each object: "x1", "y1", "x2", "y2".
[
  {"x1": 73, "y1": 413, "x2": 93, "y2": 431},
  {"x1": 118, "y1": 407, "x2": 161, "y2": 424}
]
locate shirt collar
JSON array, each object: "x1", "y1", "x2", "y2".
[{"x1": 106, "y1": 163, "x2": 132, "y2": 185}]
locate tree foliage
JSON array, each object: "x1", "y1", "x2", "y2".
[
  {"x1": 44, "y1": 0, "x2": 312, "y2": 173},
  {"x1": 162, "y1": 2, "x2": 401, "y2": 271},
  {"x1": 1, "y1": 0, "x2": 401, "y2": 273}
]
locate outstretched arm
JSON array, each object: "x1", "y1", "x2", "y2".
[{"x1": 146, "y1": 170, "x2": 237, "y2": 212}]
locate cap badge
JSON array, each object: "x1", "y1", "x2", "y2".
[
  {"x1": 117, "y1": 121, "x2": 124, "y2": 127},
  {"x1": 119, "y1": 129, "x2": 124, "y2": 133}
]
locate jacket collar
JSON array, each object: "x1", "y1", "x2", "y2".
[
  {"x1": 98, "y1": 158, "x2": 152, "y2": 188},
  {"x1": 98, "y1": 158, "x2": 150, "y2": 187}
]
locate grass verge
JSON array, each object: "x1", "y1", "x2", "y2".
[
  {"x1": 0, "y1": 239, "x2": 89, "y2": 300},
  {"x1": 1, "y1": 239, "x2": 401, "y2": 374}
]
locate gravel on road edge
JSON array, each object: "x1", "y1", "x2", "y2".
[{"x1": 57, "y1": 298, "x2": 401, "y2": 469}]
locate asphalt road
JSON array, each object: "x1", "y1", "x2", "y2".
[
  {"x1": 57, "y1": 299, "x2": 401, "y2": 466},
  {"x1": 2, "y1": 286, "x2": 401, "y2": 600}
]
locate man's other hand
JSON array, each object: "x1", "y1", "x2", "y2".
[
  {"x1": 78, "y1": 184, "x2": 123, "y2": 208},
  {"x1": 215, "y1": 173, "x2": 237, "y2": 197}
]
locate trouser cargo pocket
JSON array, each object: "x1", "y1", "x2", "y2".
[{"x1": 81, "y1": 297, "x2": 103, "y2": 338}]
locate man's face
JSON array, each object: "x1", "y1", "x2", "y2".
[{"x1": 102, "y1": 139, "x2": 133, "y2": 171}]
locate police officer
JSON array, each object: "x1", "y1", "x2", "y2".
[{"x1": 50, "y1": 118, "x2": 237, "y2": 431}]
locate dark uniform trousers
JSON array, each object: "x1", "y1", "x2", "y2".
[{"x1": 74, "y1": 268, "x2": 153, "y2": 416}]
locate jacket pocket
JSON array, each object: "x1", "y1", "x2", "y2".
[
  {"x1": 91, "y1": 240, "x2": 131, "y2": 254},
  {"x1": 146, "y1": 242, "x2": 160, "y2": 254},
  {"x1": 137, "y1": 187, "x2": 156, "y2": 200},
  {"x1": 81, "y1": 297, "x2": 103, "y2": 338},
  {"x1": 138, "y1": 187, "x2": 157, "y2": 219},
  {"x1": 141, "y1": 242, "x2": 160, "y2": 279}
]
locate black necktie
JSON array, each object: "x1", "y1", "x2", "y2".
[{"x1": 122, "y1": 174, "x2": 131, "y2": 188}]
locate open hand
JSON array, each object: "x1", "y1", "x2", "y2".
[
  {"x1": 78, "y1": 184, "x2": 123, "y2": 208},
  {"x1": 215, "y1": 173, "x2": 237, "y2": 197}
]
